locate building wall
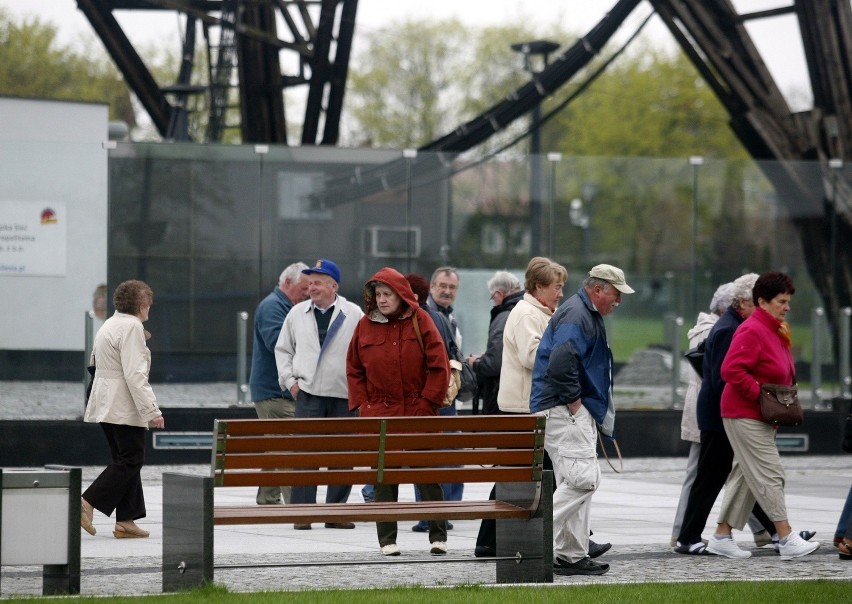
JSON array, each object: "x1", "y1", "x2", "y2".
[{"x1": 0, "y1": 98, "x2": 108, "y2": 357}]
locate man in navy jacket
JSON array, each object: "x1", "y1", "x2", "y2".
[{"x1": 531, "y1": 264, "x2": 634, "y2": 576}]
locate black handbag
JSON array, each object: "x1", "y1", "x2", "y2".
[
  {"x1": 759, "y1": 383, "x2": 803, "y2": 427},
  {"x1": 684, "y1": 340, "x2": 706, "y2": 378}
]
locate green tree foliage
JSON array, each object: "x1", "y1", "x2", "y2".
[
  {"x1": 0, "y1": 9, "x2": 135, "y2": 127},
  {"x1": 543, "y1": 44, "x2": 748, "y2": 160}
]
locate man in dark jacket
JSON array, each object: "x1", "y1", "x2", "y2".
[
  {"x1": 248, "y1": 262, "x2": 308, "y2": 505},
  {"x1": 468, "y1": 271, "x2": 522, "y2": 415},
  {"x1": 531, "y1": 264, "x2": 634, "y2": 576}
]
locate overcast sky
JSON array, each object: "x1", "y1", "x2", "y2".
[{"x1": 1, "y1": 0, "x2": 811, "y2": 110}]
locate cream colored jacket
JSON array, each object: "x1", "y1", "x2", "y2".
[
  {"x1": 497, "y1": 293, "x2": 553, "y2": 414},
  {"x1": 84, "y1": 312, "x2": 161, "y2": 427}
]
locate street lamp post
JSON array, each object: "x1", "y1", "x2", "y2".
[{"x1": 511, "y1": 40, "x2": 560, "y2": 257}]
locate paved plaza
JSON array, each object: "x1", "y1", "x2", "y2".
[{"x1": 1, "y1": 382, "x2": 851, "y2": 596}]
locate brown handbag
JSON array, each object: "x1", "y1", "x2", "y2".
[{"x1": 759, "y1": 383, "x2": 803, "y2": 427}]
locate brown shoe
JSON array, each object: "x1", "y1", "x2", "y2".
[
  {"x1": 325, "y1": 522, "x2": 356, "y2": 529},
  {"x1": 81, "y1": 498, "x2": 96, "y2": 536},
  {"x1": 113, "y1": 521, "x2": 150, "y2": 539},
  {"x1": 294, "y1": 523, "x2": 312, "y2": 530}
]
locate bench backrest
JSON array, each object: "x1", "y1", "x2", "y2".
[{"x1": 211, "y1": 415, "x2": 545, "y2": 490}]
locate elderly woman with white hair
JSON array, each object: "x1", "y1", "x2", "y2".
[
  {"x1": 467, "y1": 270, "x2": 523, "y2": 415},
  {"x1": 674, "y1": 274, "x2": 816, "y2": 556},
  {"x1": 670, "y1": 281, "x2": 734, "y2": 546}
]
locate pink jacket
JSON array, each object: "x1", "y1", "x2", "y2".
[{"x1": 720, "y1": 307, "x2": 795, "y2": 421}]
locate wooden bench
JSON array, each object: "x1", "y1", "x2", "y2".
[{"x1": 162, "y1": 415, "x2": 552, "y2": 591}]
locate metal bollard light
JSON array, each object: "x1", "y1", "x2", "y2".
[{"x1": 236, "y1": 311, "x2": 249, "y2": 405}]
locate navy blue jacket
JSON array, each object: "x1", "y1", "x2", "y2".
[
  {"x1": 249, "y1": 288, "x2": 295, "y2": 402},
  {"x1": 696, "y1": 306, "x2": 745, "y2": 432},
  {"x1": 530, "y1": 287, "x2": 615, "y2": 437}
]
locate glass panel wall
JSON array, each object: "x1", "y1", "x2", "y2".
[{"x1": 103, "y1": 143, "x2": 840, "y2": 389}]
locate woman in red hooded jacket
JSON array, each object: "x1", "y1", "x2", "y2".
[{"x1": 346, "y1": 267, "x2": 450, "y2": 557}]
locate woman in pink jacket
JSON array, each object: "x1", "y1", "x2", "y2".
[
  {"x1": 346, "y1": 267, "x2": 450, "y2": 557},
  {"x1": 705, "y1": 272, "x2": 819, "y2": 560}
]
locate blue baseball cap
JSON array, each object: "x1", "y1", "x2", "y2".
[{"x1": 302, "y1": 258, "x2": 341, "y2": 284}]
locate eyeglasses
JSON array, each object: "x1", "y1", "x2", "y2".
[{"x1": 489, "y1": 291, "x2": 501, "y2": 301}]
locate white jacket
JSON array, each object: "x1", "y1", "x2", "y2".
[
  {"x1": 84, "y1": 312, "x2": 161, "y2": 427},
  {"x1": 275, "y1": 295, "x2": 364, "y2": 399},
  {"x1": 680, "y1": 311, "x2": 719, "y2": 442},
  {"x1": 497, "y1": 293, "x2": 553, "y2": 414}
]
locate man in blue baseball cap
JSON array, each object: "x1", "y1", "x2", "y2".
[{"x1": 275, "y1": 258, "x2": 364, "y2": 529}]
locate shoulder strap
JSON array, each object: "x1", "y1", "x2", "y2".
[{"x1": 411, "y1": 311, "x2": 425, "y2": 354}]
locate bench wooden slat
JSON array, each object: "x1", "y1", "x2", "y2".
[
  {"x1": 213, "y1": 500, "x2": 533, "y2": 525},
  {"x1": 217, "y1": 448, "x2": 538, "y2": 470},
  {"x1": 216, "y1": 466, "x2": 539, "y2": 488},
  {"x1": 216, "y1": 415, "x2": 545, "y2": 436},
  {"x1": 219, "y1": 431, "x2": 541, "y2": 453}
]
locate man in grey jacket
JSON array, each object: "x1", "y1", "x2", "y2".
[{"x1": 275, "y1": 258, "x2": 364, "y2": 529}]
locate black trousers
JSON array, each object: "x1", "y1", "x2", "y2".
[
  {"x1": 83, "y1": 422, "x2": 147, "y2": 521},
  {"x1": 677, "y1": 429, "x2": 773, "y2": 545}
]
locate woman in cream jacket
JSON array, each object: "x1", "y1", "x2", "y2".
[
  {"x1": 497, "y1": 257, "x2": 567, "y2": 413},
  {"x1": 81, "y1": 280, "x2": 164, "y2": 539}
]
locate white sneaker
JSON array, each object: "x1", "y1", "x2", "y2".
[
  {"x1": 779, "y1": 533, "x2": 819, "y2": 560},
  {"x1": 430, "y1": 541, "x2": 447, "y2": 555},
  {"x1": 380, "y1": 543, "x2": 400, "y2": 556},
  {"x1": 706, "y1": 535, "x2": 752, "y2": 559}
]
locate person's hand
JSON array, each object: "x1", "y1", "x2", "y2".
[
  {"x1": 567, "y1": 399, "x2": 582, "y2": 416},
  {"x1": 148, "y1": 416, "x2": 165, "y2": 429},
  {"x1": 289, "y1": 383, "x2": 300, "y2": 399},
  {"x1": 466, "y1": 353, "x2": 481, "y2": 367}
]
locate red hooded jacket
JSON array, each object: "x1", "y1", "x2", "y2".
[{"x1": 346, "y1": 267, "x2": 450, "y2": 416}]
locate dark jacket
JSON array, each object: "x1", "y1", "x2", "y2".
[
  {"x1": 696, "y1": 305, "x2": 745, "y2": 432},
  {"x1": 529, "y1": 287, "x2": 615, "y2": 438},
  {"x1": 249, "y1": 287, "x2": 294, "y2": 402},
  {"x1": 346, "y1": 267, "x2": 450, "y2": 417},
  {"x1": 474, "y1": 290, "x2": 523, "y2": 413}
]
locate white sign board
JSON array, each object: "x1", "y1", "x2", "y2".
[{"x1": 0, "y1": 201, "x2": 67, "y2": 276}]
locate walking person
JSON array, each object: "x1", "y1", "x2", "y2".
[
  {"x1": 474, "y1": 257, "x2": 567, "y2": 557},
  {"x1": 249, "y1": 262, "x2": 308, "y2": 505},
  {"x1": 347, "y1": 267, "x2": 450, "y2": 556},
  {"x1": 670, "y1": 282, "x2": 735, "y2": 545},
  {"x1": 709, "y1": 272, "x2": 819, "y2": 560},
  {"x1": 81, "y1": 279, "x2": 164, "y2": 539},
  {"x1": 530, "y1": 264, "x2": 635, "y2": 575}
]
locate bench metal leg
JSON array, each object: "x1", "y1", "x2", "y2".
[
  {"x1": 495, "y1": 471, "x2": 553, "y2": 584},
  {"x1": 162, "y1": 473, "x2": 213, "y2": 592}
]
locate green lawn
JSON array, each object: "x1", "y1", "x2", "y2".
[
  {"x1": 8, "y1": 581, "x2": 849, "y2": 603},
  {"x1": 605, "y1": 316, "x2": 824, "y2": 365}
]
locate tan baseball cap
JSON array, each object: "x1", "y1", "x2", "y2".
[{"x1": 589, "y1": 264, "x2": 635, "y2": 294}]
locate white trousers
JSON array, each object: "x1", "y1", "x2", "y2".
[{"x1": 542, "y1": 404, "x2": 601, "y2": 563}]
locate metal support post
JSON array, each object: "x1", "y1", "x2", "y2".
[
  {"x1": 840, "y1": 307, "x2": 851, "y2": 400},
  {"x1": 83, "y1": 311, "x2": 96, "y2": 411},
  {"x1": 670, "y1": 315, "x2": 684, "y2": 409},
  {"x1": 811, "y1": 307, "x2": 824, "y2": 409},
  {"x1": 236, "y1": 311, "x2": 249, "y2": 404}
]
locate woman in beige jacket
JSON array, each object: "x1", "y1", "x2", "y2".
[
  {"x1": 81, "y1": 280, "x2": 164, "y2": 539},
  {"x1": 497, "y1": 257, "x2": 566, "y2": 413}
]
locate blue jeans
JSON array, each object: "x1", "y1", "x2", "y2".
[{"x1": 836, "y1": 483, "x2": 852, "y2": 539}]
